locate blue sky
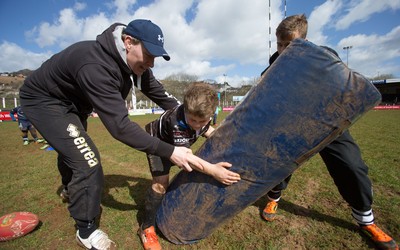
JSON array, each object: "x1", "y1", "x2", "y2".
[{"x1": 0, "y1": 0, "x2": 399, "y2": 87}]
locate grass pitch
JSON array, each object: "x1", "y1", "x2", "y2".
[{"x1": 0, "y1": 110, "x2": 399, "y2": 249}]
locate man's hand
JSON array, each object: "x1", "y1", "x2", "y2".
[{"x1": 169, "y1": 146, "x2": 195, "y2": 172}]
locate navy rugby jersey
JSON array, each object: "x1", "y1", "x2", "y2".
[
  {"x1": 10, "y1": 106, "x2": 29, "y2": 122},
  {"x1": 145, "y1": 104, "x2": 211, "y2": 148}
]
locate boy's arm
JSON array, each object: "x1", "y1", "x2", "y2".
[
  {"x1": 9, "y1": 110, "x2": 16, "y2": 121},
  {"x1": 203, "y1": 125, "x2": 215, "y2": 138},
  {"x1": 185, "y1": 154, "x2": 241, "y2": 185}
]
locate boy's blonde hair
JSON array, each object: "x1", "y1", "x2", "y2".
[
  {"x1": 184, "y1": 82, "x2": 218, "y2": 118},
  {"x1": 276, "y1": 14, "x2": 308, "y2": 41}
]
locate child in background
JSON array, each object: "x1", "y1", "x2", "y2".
[
  {"x1": 10, "y1": 106, "x2": 44, "y2": 145},
  {"x1": 138, "y1": 82, "x2": 241, "y2": 250},
  {"x1": 213, "y1": 105, "x2": 219, "y2": 125}
]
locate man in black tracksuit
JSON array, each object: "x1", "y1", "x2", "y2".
[
  {"x1": 19, "y1": 19, "x2": 222, "y2": 249},
  {"x1": 260, "y1": 14, "x2": 397, "y2": 250}
]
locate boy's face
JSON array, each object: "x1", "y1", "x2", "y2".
[
  {"x1": 185, "y1": 112, "x2": 211, "y2": 131},
  {"x1": 277, "y1": 30, "x2": 302, "y2": 54}
]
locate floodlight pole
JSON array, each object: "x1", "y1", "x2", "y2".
[
  {"x1": 268, "y1": 0, "x2": 271, "y2": 58},
  {"x1": 343, "y1": 46, "x2": 353, "y2": 66},
  {"x1": 284, "y1": 0, "x2": 286, "y2": 18},
  {"x1": 269, "y1": 0, "x2": 287, "y2": 58},
  {"x1": 223, "y1": 74, "x2": 227, "y2": 106}
]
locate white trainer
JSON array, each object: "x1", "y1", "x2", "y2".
[{"x1": 76, "y1": 229, "x2": 117, "y2": 250}]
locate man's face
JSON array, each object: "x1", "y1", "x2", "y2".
[
  {"x1": 125, "y1": 37, "x2": 155, "y2": 76},
  {"x1": 276, "y1": 30, "x2": 302, "y2": 54}
]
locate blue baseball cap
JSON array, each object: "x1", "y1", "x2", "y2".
[{"x1": 124, "y1": 19, "x2": 170, "y2": 61}]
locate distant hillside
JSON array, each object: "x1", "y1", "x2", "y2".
[
  {"x1": 0, "y1": 75, "x2": 25, "y2": 85},
  {"x1": 14, "y1": 69, "x2": 33, "y2": 76},
  {"x1": 0, "y1": 69, "x2": 33, "y2": 98},
  {"x1": 0, "y1": 76, "x2": 25, "y2": 98},
  {"x1": 1, "y1": 69, "x2": 33, "y2": 77}
]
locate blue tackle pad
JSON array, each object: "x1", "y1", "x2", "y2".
[{"x1": 156, "y1": 39, "x2": 381, "y2": 244}]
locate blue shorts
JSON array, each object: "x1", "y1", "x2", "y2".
[
  {"x1": 19, "y1": 120, "x2": 33, "y2": 131},
  {"x1": 146, "y1": 153, "x2": 173, "y2": 177}
]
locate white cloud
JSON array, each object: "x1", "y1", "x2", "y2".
[
  {"x1": 29, "y1": 4, "x2": 112, "y2": 50},
  {"x1": 337, "y1": 25, "x2": 400, "y2": 77},
  {"x1": 110, "y1": 0, "x2": 138, "y2": 17},
  {"x1": 308, "y1": 0, "x2": 342, "y2": 45},
  {"x1": 335, "y1": 0, "x2": 400, "y2": 30},
  {"x1": 33, "y1": 8, "x2": 84, "y2": 48},
  {"x1": 81, "y1": 14, "x2": 112, "y2": 41},
  {"x1": 150, "y1": 0, "x2": 283, "y2": 83},
  {"x1": 74, "y1": 2, "x2": 87, "y2": 11},
  {"x1": 1, "y1": 0, "x2": 399, "y2": 84},
  {"x1": 0, "y1": 42, "x2": 51, "y2": 72}
]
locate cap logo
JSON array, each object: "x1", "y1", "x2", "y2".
[
  {"x1": 158, "y1": 35, "x2": 164, "y2": 44},
  {"x1": 125, "y1": 19, "x2": 170, "y2": 61}
]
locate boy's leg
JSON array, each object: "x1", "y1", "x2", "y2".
[
  {"x1": 29, "y1": 124, "x2": 45, "y2": 143},
  {"x1": 139, "y1": 154, "x2": 171, "y2": 250},
  {"x1": 21, "y1": 130, "x2": 29, "y2": 145},
  {"x1": 27, "y1": 124, "x2": 39, "y2": 141},
  {"x1": 142, "y1": 174, "x2": 169, "y2": 230},
  {"x1": 19, "y1": 122, "x2": 29, "y2": 145},
  {"x1": 320, "y1": 130, "x2": 372, "y2": 213},
  {"x1": 262, "y1": 175, "x2": 292, "y2": 221},
  {"x1": 320, "y1": 130, "x2": 397, "y2": 249},
  {"x1": 138, "y1": 185, "x2": 165, "y2": 250}
]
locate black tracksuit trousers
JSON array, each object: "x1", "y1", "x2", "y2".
[
  {"x1": 268, "y1": 130, "x2": 373, "y2": 212},
  {"x1": 20, "y1": 95, "x2": 103, "y2": 223}
]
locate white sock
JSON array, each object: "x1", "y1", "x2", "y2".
[{"x1": 352, "y1": 208, "x2": 374, "y2": 225}]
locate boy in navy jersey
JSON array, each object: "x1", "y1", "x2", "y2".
[
  {"x1": 138, "y1": 82, "x2": 241, "y2": 250},
  {"x1": 10, "y1": 106, "x2": 44, "y2": 145}
]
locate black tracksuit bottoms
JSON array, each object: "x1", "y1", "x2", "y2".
[
  {"x1": 20, "y1": 94, "x2": 103, "y2": 223},
  {"x1": 268, "y1": 130, "x2": 373, "y2": 212}
]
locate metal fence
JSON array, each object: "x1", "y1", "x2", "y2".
[{"x1": 1, "y1": 97, "x2": 19, "y2": 110}]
